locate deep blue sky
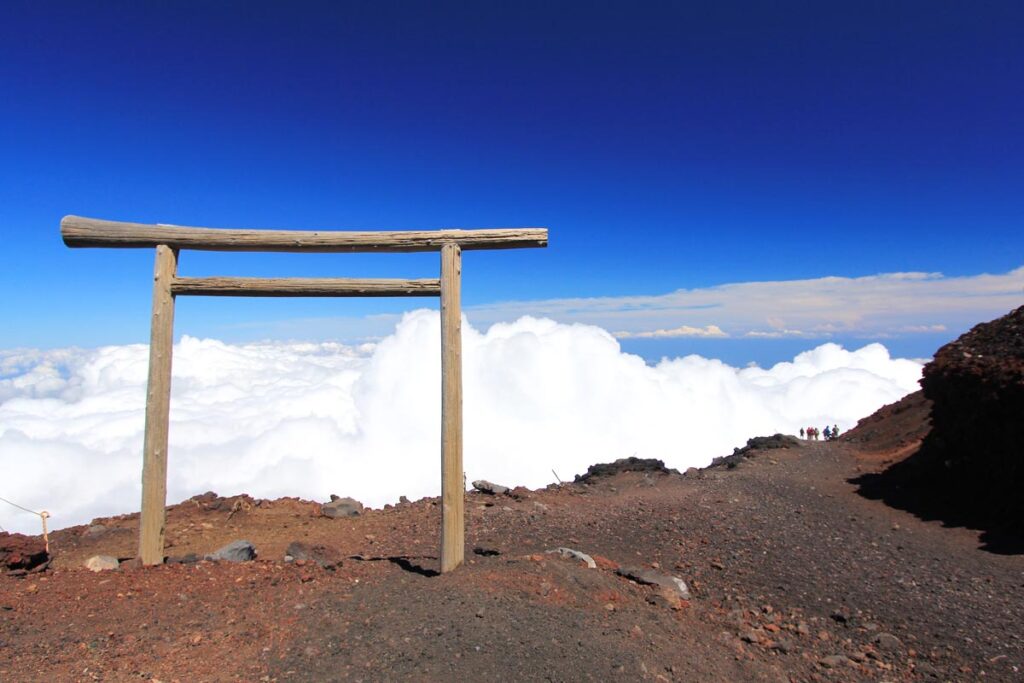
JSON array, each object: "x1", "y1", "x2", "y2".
[{"x1": 1, "y1": 1, "x2": 1022, "y2": 363}]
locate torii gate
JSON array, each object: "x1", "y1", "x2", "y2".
[{"x1": 61, "y1": 215, "x2": 548, "y2": 573}]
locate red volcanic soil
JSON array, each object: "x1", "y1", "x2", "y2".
[{"x1": 3, "y1": 433, "x2": 1023, "y2": 681}]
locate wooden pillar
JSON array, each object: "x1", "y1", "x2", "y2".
[
  {"x1": 139, "y1": 244, "x2": 178, "y2": 565},
  {"x1": 439, "y1": 242, "x2": 464, "y2": 573}
]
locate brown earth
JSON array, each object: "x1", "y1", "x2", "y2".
[{"x1": 3, "y1": 427, "x2": 1023, "y2": 682}]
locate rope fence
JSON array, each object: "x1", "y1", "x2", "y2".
[{"x1": 0, "y1": 495, "x2": 51, "y2": 553}]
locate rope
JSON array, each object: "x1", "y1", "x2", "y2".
[
  {"x1": 0, "y1": 495, "x2": 43, "y2": 517},
  {"x1": 0, "y1": 495, "x2": 51, "y2": 553}
]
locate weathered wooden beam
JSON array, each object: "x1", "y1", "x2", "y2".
[
  {"x1": 439, "y1": 242, "x2": 464, "y2": 574},
  {"x1": 171, "y1": 276, "x2": 441, "y2": 297},
  {"x1": 62, "y1": 215, "x2": 548, "y2": 253},
  {"x1": 139, "y1": 245, "x2": 177, "y2": 566}
]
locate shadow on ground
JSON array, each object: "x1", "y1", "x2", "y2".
[{"x1": 851, "y1": 445, "x2": 1024, "y2": 555}]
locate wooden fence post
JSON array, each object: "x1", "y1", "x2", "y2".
[
  {"x1": 139, "y1": 244, "x2": 178, "y2": 565},
  {"x1": 440, "y1": 242, "x2": 464, "y2": 573}
]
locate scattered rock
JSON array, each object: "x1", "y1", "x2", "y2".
[
  {"x1": 471, "y1": 480, "x2": 510, "y2": 495},
  {"x1": 398, "y1": 495, "x2": 410, "y2": 504},
  {"x1": 83, "y1": 524, "x2": 107, "y2": 538},
  {"x1": 829, "y1": 609, "x2": 849, "y2": 624},
  {"x1": 321, "y1": 497, "x2": 363, "y2": 518},
  {"x1": 740, "y1": 629, "x2": 763, "y2": 644},
  {"x1": 709, "y1": 434, "x2": 801, "y2": 469},
  {"x1": 472, "y1": 547, "x2": 500, "y2": 557},
  {"x1": 545, "y1": 547, "x2": 597, "y2": 569},
  {"x1": 166, "y1": 553, "x2": 199, "y2": 565},
  {"x1": 615, "y1": 566, "x2": 692, "y2": 599},
  {"x1": 819, "y1": 654, "x2": 851, "y2": 668},
  {"x1": 873, "y1": 632, "x2": 903, "y2": 651},
  {"x1": 206, "y1": 540, "x2": 257, "y2": 562},
  {"x1": 284, "y1": 541, "x2": 343, "y2": 570},
  {"x1": 0, "y1": 533, "x2": 49, "y2": 573},
  {"x1": 84, "y1": 555, "x2": 119, "y2": 572},
  {"x1": 575, "y1": 457, "x2": 680, "y2": 483}
]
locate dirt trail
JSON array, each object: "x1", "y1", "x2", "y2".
[{"x1": 2, "y1": 439, "x2": 1022, "y2": 682}]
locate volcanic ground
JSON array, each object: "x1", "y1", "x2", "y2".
[{"x1": 2, "y1": 403, "x2": 1022, "y2": 681}]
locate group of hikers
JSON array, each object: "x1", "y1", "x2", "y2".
[{"x1": 801, "y1": 425, "x2": 840, "y2": 441}]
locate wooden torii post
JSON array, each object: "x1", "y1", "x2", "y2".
[{"x1": 61, "y1": 215, "x2": 548, "y2": 573}]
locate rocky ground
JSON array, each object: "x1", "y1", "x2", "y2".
[{"x1": 3, "y1": 421, "x2": 1023, "y2": 681}]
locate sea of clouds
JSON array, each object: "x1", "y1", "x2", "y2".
[{"x1": 0, "y1": 311, "x2": 924, "y2": 534}]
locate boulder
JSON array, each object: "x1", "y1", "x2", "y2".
[
  {"x1": 616, "y1": 566, "x2": 692, "y2": 599},
  {"x1": 206, "y1": 540, "x2": 257, "y2": 562},
  {"x1": 471, "y1": 480, "x2": 510, "y2": 495},
  {"x1": 84, "y1": 555, "x2": 119, "y2": 572},
  {"x1": 321, "y1": 496, "x2": 363, "y2": 518}
]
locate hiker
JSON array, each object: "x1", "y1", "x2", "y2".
[
  {"x1": 800, "y1": 427, "x2": 805, "y2": 439},
  {"x1": 823, "y1": 426, "x2": 832, "y2": 440},
  {"x1": 832, "y1": 424, "x2": 840, "y2": 439}
]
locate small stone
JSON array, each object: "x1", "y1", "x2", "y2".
[
  {"x1": 83, "y1": 524, "x2": 107, "y2": 538},
  {"x1": 741, "y1": 629, "x2": 762, "y2": 644},
  {"x1": 206, "y1": 540, "x2": 257, "y2": 562},
  {"x1": 472, "y1": 480, "x2": 510, "y2": 495},
  {"x1": 399, "y1": 495, "x2": 410, "y2": 504},
  {"x1": 545, "y1": 547, "x2": 597, "y2": 569},
  {"x1": 286, "y1": 541, "x2": 343, "y2": 569},
  {"x1": 873, "y1": 632, "x2": 903, "y2": 651},
  {"x1": 321, "y1": 496, "x2": 363, "y2": 518},
  {"x1": 84, "y1": 555, "x2": 119, "y2": 572},
  {"x1": 616, "y1": 566, "x2": 692, "y2": 599},
  {"x1": 166, "y1": 553, "x2": 199, "y2": 565},
  {"x1": 819, "y1": 655, "x2": 850, "y2": 668}
]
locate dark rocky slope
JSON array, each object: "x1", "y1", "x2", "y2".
[{"x1": 852, "y1": 305, "x2": 1024, "y2": 547}]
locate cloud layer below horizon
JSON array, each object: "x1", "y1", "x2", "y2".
[{"x1": 0, "y1": 312, "x2": 923, "y2": 534}]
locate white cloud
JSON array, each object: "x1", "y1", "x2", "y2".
[
  {"x1": 0, "y1": 312, "x2": 923, "y2": 534},
  {"x1": 614, "y1": 324, "x2": 728, "y2": 339},
  {"x1": 466, "y1": 266, "x2": 1024, "y2": 340}
]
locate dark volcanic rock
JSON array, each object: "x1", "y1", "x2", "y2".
[
  {"x1": 916, "y1": 305, "x2": 1024, "y2": 532},
  {"x1": 206, "y1": 540, "x2": 257, "y2": 562},
  {"x1": 0, "y1": 532, "x2": 49, "y2": 573},
  {"x1": 853, "y1": 305, "x2": 1024, "y2": 540},
  {"x1": 574, "y1": 457, "x2": 679, "y2": 482},
  {"x1": 709, "y1": 434, "x2": 801, "y2": 469}
]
